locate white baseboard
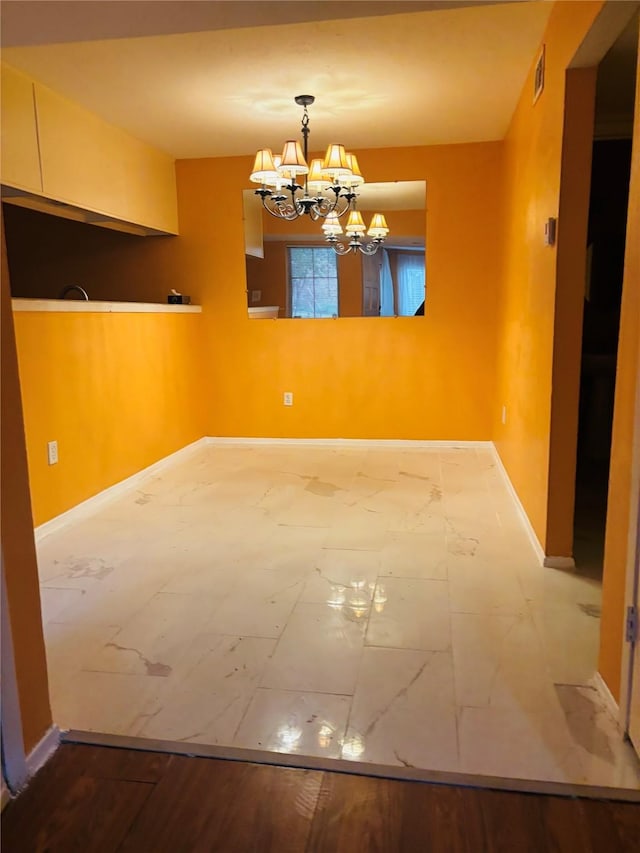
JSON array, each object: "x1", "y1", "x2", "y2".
[
  {"x1": 26, "y1": 725, "x2": 61, "y2": 777},
  {"x1": 489, "y1": 445, "x2": 577, "y2": 570},
  {"x1": 490, "y1": 443, "x2": 546, "y2": 564},
  {"x1": 591, "y1": 672, "x2": 621, "y2": 729},
  {"x1": 543, "y1": 555, "x2": 576, "y2": 569},
  {"x1": 206, "y1": 437, "x2": 494, "y2": 449},
  {"x1": 35, "y1": 438, "x2": 208, "y2": 542},
  {"x1": 5, "y1": 724, "x2": 61, "y2": 796}
]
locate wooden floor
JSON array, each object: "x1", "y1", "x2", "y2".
[{"x1": 2, "y1": 744, "x2": 639, "y2": 852}]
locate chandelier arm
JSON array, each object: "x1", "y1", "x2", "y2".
[
  {"x1": 290, "y1": 184, "x2": 306, "y2": 218},
  {"x1": 258, "y1": 180, "x2": 311, "y2": 220},
  {"x1": 261, "y1": 195, "x2": 300, "y2": 221},
  {"x1": 323, "y1": 233, "x2": 385, "y2": 255},
  {"x1": 311, "y1": 195, "x2": 338, "y2": 220},
  {"x1": 357, "y1": 240, "x2": 384, "y2": 256},
  {"x1": 327, "y1": 241, "x2": 352, "y2": 256},
  {"x1": 332, "y1": 196, "x2": 351, "y2": 219},
  {"x1": 311, "y1": 189, "x2": 351, "y2": 220}
]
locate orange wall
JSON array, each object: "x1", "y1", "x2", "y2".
[
  {"x1": 1, "y1": 216, "x2": 52, "y2": 752},
  {"x1": 599, "y1": 37, "x2": 640, "y2": 701},
  {"x1": 14, "y1": 310, "x2": 207, "y2": 525},
  {"x1": 494, "y1": 1, "x2": 603, "y2": 548},
  {"x1": 176, "y1": 141, "x2": 503, "y2": 439},
  {"x1": 338, "y1": 252, "x2": 364, "y2": 318}
]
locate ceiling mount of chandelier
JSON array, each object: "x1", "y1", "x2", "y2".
[{"x1": 249, "y1": 95, "x2": 366, "y2": 223}]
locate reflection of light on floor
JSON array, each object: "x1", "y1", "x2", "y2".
[
  {"x1": 327, "y1": 585, "x2": 346, "y2": 606},
  {"x1": 326, "y1": 577, "x2": 387, "y2": 617},
  {"x1": 317, "y1": 722, "x2": 335, "y2": 749},
  {"x1": 374, "y1": 583, "x2": 387, "y2": 614},
  {"x1": 349, "y1": 580, "x2": 369, "y2": 617},
  {"x1": 341, "y1": 732, "x2": 366, "y2": 761},
  {"x1": 274, "y1": 723, "x2": 303, "y2": 752}
]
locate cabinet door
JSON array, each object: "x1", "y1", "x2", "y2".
[
  {"x1": 34, "y1": 82, "x2": 178, "y2": 234},
  {"x1": 1, "y1": 65, "x2": 42, "y2": 193},
  {"x1": 34, "y1": 82, "x2": 128, "y2": 217},
  {"x1": 120, "y1": 135, "x2": 179, "y2": 234}
]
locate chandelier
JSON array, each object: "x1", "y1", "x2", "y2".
[
  {"x1": 249, "y1": 94, "x2": 389, "y2": 254},
  {"x1": 321, "y1": 209, "x2": 389, "y2": 256}
]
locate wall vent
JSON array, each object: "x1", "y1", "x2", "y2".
[{"x1": 534, "y1": 45, "x2": 546, "y2": 103}]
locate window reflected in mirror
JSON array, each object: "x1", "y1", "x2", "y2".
[
  {"x1": 245, "y1": 181, "x2": 426, "y2": 318},
  {"x1": 289, "y1": 246, "x2": 339, "y2": 318}
]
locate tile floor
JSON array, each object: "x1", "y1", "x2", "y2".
[{"x1": 37, "y1": 443, "x2": 640, "y2": 788}]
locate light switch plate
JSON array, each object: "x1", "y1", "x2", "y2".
[
  {"x1": 47, "y1": 440, "x2": 58, "y2": 465},
  {"x1": 544, "y1": 217, "x2": 557, "y2": 246}
]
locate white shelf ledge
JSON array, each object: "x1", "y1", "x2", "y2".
[{"x1": 11, "y1": 298, "x2": 202, "y2": 314}]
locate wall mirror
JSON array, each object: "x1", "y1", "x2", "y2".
[{"x1": 244, "y1": 180, "x2": 426, "y2": 319}]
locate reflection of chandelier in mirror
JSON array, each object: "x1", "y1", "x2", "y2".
[
  {"x1": 249, "y1": 95, "x2": 389, "y2": 254},
  {"x1": 322, "y1": 208, "x2": 389, "y2": 256}
]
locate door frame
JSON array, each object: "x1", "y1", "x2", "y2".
[
  {"x1": 607, "y1": 10, "x2": 640, "y2": 742},
  {"x1": 546, "y1": 0, "x2": 640, "y2": 563},
  {"x1": 620, "y1": 317, "x2": 640, "y2": 742}
]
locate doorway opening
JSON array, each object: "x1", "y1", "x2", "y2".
[{"x1": 573, "y1": 15, "x2": 638, "y2": 579}]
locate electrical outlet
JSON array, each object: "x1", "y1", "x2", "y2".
[
  {"x1": 251, "y1": 289, "x2": 261, "y2": 303},
  {"x1": 501, "y1": 405, "x2": 507, "y2": 425},
  {"x1": 283, "y1": 392, "x2": 293, "y2": 406},
  {"x1": 47, "y1": 440, "x2": 58, "y2": 465}
]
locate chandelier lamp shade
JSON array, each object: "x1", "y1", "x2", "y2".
[{"x1": 249, "y1": 94, "x2": 389, "y2": 253}]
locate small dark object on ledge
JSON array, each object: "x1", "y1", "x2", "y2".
[{"x1": 168, "y1": 293, "x2": 191, "y2": 304}]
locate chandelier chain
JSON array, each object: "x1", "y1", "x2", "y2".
[{"x1": 301, "y1": 105, "x2": 310, "y2": 176}]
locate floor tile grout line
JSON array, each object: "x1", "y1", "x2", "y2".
[{"x1": 250, "y1": 687, "x2": 355, "y2": 698}]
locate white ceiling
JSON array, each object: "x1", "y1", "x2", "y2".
[{"x1": 1, "y1": 1, "x2": 553, "y2": 159}]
